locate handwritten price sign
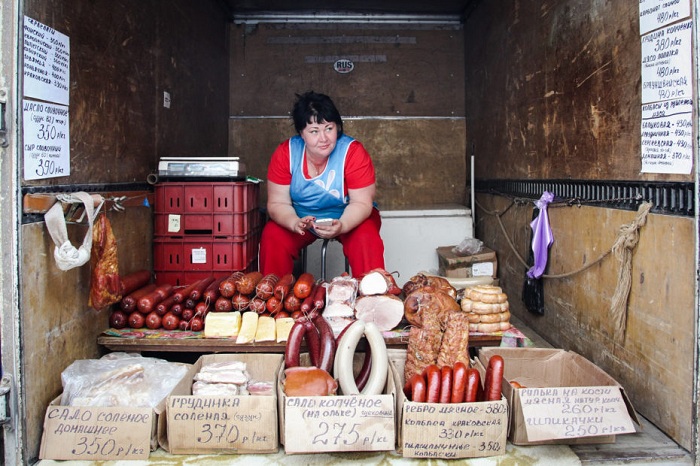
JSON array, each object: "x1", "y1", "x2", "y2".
[{"x1": 23, "y1": 100, "x2": 70, "y2": 180}]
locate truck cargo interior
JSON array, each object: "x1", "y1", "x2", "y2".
[{"x1": 0, "y1": 0, "x2": 698, "y2": 464}]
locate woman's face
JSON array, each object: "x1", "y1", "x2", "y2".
[{"x1": 301, "y1": 119, "x2": 338, "y2": 159}]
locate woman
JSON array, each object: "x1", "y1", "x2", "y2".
[{"x1": 259, "y1": 91, "x2": 385, "y2": 277}]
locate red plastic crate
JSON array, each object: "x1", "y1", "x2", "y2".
[
  {"x1": 154, "y1": 181, "x2": 260, "y2": 214},
  {"x1": 154, "y1": 209, "x2": 261, "y2": 237},
  {"x1": 153, "y1": 231, "x2": 260, "y2": 274}
]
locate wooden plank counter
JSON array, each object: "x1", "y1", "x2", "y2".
[{"x1": 97, "y1": 331, "x2": 504, "y2": 353}]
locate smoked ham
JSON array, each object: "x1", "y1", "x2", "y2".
[
  {"x1": 354, "y1": 294, "x2": 404, "y2": 331},
  {"x1": 89, "y1": 213, "x2": 121, "y2": 310}
]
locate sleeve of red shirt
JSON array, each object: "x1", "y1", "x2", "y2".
[
  {"x1": 267, "y1": 140, "x2": 292, "y2": 185},
  {"x1": 345, "y1": 140, "x2": 376, "y2": 190}
]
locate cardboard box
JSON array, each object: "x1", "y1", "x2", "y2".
[
  {"x1": 390, "y1": 350, "x2": 509, "y2": 459},
  {"x1": 163, "y1": 353, "x2": 282, "y2": 454},
  {"x1": 39, "y1": 362, "x2": 194, "y2": 461},
  {"x1": 437, "y1": 246, "x2": 498, "y2": 278},
  {"x1": 278, "y1": 353, "x2": 396, "y2": 454},
  {"x1": 479, "y1": 347, "x2": 640, "y2": 445}
]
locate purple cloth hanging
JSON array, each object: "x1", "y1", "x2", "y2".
[{"x1": 527, "y1": 191, "x2": 555, "y2": 279}]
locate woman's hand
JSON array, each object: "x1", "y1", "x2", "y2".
[
  {"x1": 296, "y1": 216, "x2": 316, "y2": 235},
  {"x1": 312, "y1": 219, "x2": 343, "y2": 239}
]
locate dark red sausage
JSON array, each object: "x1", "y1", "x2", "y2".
[
  {"x1": 465, "y1": 367, "x2": 481, "y2": 403},
  {"x1": 423, "y1": 364, "x2": 441, "y2": 403},
  {"x1": 190, "y1": 276, "x2": 215, "y2": 301},
  {"x1": 293, "y1": 272, "x2": 315, "y2": 299},
  {"x1": 214, "y1": 296, "x2": 233, "y2": 312},
  {"x1": 256, "y1": 273, "x2": 279, "y2": 300},
  {"x1": 439, "y1": 366, "x2": 453, "y2": 404},
  {"x1": 485, "y1": 355, "x2": 504, "y2": 401},
  {"x1": 173, "y1": 279, "x2": 204, "y2": 303},
  {"x1": 404, "y1": 373, "x2": 427, "y2": 402},
  {"x1": 202, "y1": 277, "x2": 225, "y2": 303},
  {"x1": 249, "y1": 297, "x2": 267, "y2": 314},
  {"x1": 155, "y1": 292, "x2": 179, "y2": 316},
  {"x1": 312, "y1": 314, "x2": 336, "y2": 373},
  {"x1": 137, "y1": 283, "x2": 174, "y2": 314},
  {"x1": 219, "y1": 271, "x2": 244, "y2": 298},
  {"x1": 312, "y1": 281, "x2": 327, "y2": 310},
  {"x1": 274, "y1": 273, "x2": 295, "y2": 300},
  {"x1": 266, "y1": 296, "x2": 283, "y2": 315},
  {"x1": 284, "y1": 321, "x2": 306, "y2": 369},
  {"x1": 121, "y1": 284, "x2": 157, "y2": 312},
  {"x1": 231, "y1": 292, "x2": 250, "y2": 311},
  {"x1": 283, "y1": 293, "x2": 302, "y2": 313},
  {"x1": 300, "y1": 284, "x2": 318, "y2": 314},
  {"x1": 303, "y1": 320, "x2": 321, "y2": 368},
  {"x1": 119, "y1": 270, "x2": 151, "y2": 296},
  {"x1": 170, "y1": 302, "x2": 183, "y2": 316},
  {"x1": 355, "y1": 339, "x2": 372, "y2": 392},
  {"x1": 451, "y1": 361, "x2": 468, "y2": 403}
]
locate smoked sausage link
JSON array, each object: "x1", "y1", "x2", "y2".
[
  {"x1": 422, "y1": 364, "x2": 442, "y2": 403},
  {"x1": 451, "y1": 361, "x2": 468, "y2": 403},
  {"x1": 484, "y1": 355, "x2": 504, "y2": 401},
  {"x1": 464, "y1": 367, "x2": 481, "y2": 403},
  {"x1": 293, "y1": 272, "x2": 315, "y2": 299}
]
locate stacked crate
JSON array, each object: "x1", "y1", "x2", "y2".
[{"x1": 153, "y1": 181, "x2": 261, "y2": 286}]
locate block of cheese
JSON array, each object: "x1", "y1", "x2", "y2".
[
  {"x1": 275, "y1": 317, "x2": 295, "y2": 343},
  {"x1": 254, "y1": 316, "x2": 276, "y2": 342},
  {"x1": 203, "y1": 311, "x2": 241, "y2": 338},
  {"x1": 235, "y1": 311, "x2": 259, "y2": 344}
]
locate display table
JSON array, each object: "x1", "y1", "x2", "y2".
[{"x1": 97, "y1": 326, "x2": 531, "y2": 353}]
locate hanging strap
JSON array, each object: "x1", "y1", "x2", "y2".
[{"x1": 44, "y1": 192, "x2": 96, "y2": 271}]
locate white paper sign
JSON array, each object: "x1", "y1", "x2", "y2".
[
  {"x1": 23, "y1": 100, "x2": 70, "y2": 180},
  {"x1": 23, "y1": 16, "x2": 70, "y2": 106},
  {"x1": 519, "y1": 386, "x2": 635, "y2": 442},
  {"x1": 641, "y1": 19, "x2": 692, "y2": 104},
  {"x1": 168, "y1": 214, "x2": 181, "y2": 233},
  {"x1": 641, "y1": 98, "x2": 693, "y2": 174},
  {"x1": 191, "y1": 248, "x2": 207, "y2": 264},
  {"x1": 639, "y1": 0, "x2": 691, "y2": 35}
]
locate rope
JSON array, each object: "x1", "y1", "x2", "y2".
[{"x1": 610, "y1": 201, "x2": 652, "y2": 343}]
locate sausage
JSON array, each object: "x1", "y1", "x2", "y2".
[
  {"x1": 249, "y1": 297, "x2": 267, "y2": 314},
  {"x1": 121, "y1": 284, "x2": 157, "y2": 312},
  {"x1": 155, "y1": 292, "x2": 178, "y2": 316},
  {"x1": 255, "y1": 273, "x2": 279, "y2": 300},
  {"x1": 184, "y1": 298, "x2": 196, "y2": 309},
  {"x1": 137, "y1": 283, "x2": 174, "y2": 314},
  {"x1": 360, "y1": 322, "x2": 389, "y2": 395},
  {"x1": 484, "y1": 355, "x2": 504, "y2": 401},
  {"x1": 190, "y1": 276, "x2": 215, "y2": 301},
  {"x1": 214, "y1": 296, "x2": 233, "y2": 312},
  {"x1": 266, "y1": 296, "x2": 283, "y2": 315},
  {"x1": 334, "y1": 320, "x2": 367, "y2": 395},
  {"x1": 219, "y1": 271, "x2": 244, "y2": 298},
  {"x1": 119, "y1": 270, "x2": 151, "y2": 296},
  {"x1": 439, "y1": 366, "x2": 453, "y2": 404},
  {"x1": 312, "y1": 281, "x2": 327, "y2": 310},
  {"x1": 284, "y1": 321, "x2": 307, "y2": 369},
  {"x1": 194, "y1": 300, "x2": 209, "y2": 316},
  {"x1": 404, "y1": 373, "x2": 427, "y2": 402},
  {"x1": 465, "y1": 367, "x2": 481, "y2": 403},
  {"x1": 273, "y1": 273, "x2": 295, "y2": 300},
  {"x1": 237, "y1": 271, "x2": 264, "y2": 295},
  {"x1": 355, "y1": 341, "x2": 372, "y2": 392},
  {"x1": 231, "y1": 292, "x2": 250, "y2": 311},
  {"x1": 422, "y1": 364, "x2": 441, "y2": 403},
  {"x1": 283, "y1": 293, "x2": 302, "y2": 313},
  {"x1": 170, "y1": 302, "x2": 184, "y2": 316},
  {"x1": 300, "y1": 284, "x2": 318, "y2": 314},
  {"x1": 293, "y1": 272, "x2": 315, "y2": 299},
  {"x1": 202, "y1": 277, "x2": 225, "y2": 303},
  {"x1": 274, "y1": 310, "x2": 290, "y2": 319},
  {"x1": 451, "y1": 361, "x2": 469, "y2": 403},
  {"x1": 303, "y1": 320, "x2": 321, "y2": 368},
  {"x1": 173, "y1": 279, "x2": 204, "y2": 303},
  {"x1": 312, "y1": 314, "x2": 336, "y2": 373}
]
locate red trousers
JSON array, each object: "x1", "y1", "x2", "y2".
[{"x1": 259, "y1": 208, "x2": 385, "y2": 278}]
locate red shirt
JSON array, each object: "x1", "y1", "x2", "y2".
[{"x1": 267, "y1": 138, "x2": 376, "y2": 196}]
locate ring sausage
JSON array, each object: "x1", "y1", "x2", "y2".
[
  {"x1": 284, "y1": 321, "x2": 307, "y2": 369},
  {"x1": 312, "y1": 314, "x2": 336, "y2": 374},
  {"x1": 303, "y1": 320, "x2": 321, "y2": 368}
]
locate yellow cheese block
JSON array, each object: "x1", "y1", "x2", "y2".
[
  {"x1": 203, "y1": 311, "x2": 241, "y2": 338},
  {"x1": 235, "y1": 311, "x2": 258, "y2": 344},
  {"x1": 254, "y1": 316, "x2": 276, "y2": 342},
  {"x1": 275, "y1": 317, "x2": 295, "y2": 343}
]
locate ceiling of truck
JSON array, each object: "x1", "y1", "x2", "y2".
[{"x1": 221, "y1": 0, "x2": 477, "y2": 19}]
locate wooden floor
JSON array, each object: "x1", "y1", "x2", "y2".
[{"x1": 509, "y1": 315, "x2": 694, "y2": 465}]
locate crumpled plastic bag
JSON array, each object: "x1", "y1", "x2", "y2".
[
  {"x1": 452, "y1": 237, "x2": 484, "y2": 256},
  {"x1": 60, "y1": 352, "x2": 189, "y2": 408}
]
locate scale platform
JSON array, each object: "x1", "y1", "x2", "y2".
[{"x1": 157, "y1": 157, "x2": 246, "y2": 179}]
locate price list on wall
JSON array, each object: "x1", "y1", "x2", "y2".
[
  {"x1": 22, "y1": 16, "x2": 71, "y2": 180},
  {"x1": 638, "y1": 1, "x2": 694, "y2": 174}
]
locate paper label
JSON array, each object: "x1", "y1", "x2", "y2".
[
  {"x1": 167, "y1": 215, "x2": 181, "y2": 233},
  {"x1": 472, "y1": 262, "x2": 494, "y2": 277},
  {"x1": 519, "y1": 386, "x2": 635, "y2": 442},
  {"x1": 284, "y1": 396, "x2": 395, "y2": 453},
  {"x1": 40, "y1": 406, "x2": 152, "y2": 460},
  {"x1": 191, "y1": 248, "x2": 207, "y2": 264}
]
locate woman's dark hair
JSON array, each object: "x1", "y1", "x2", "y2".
[{"x1": 292, "y1": 91, "x2": 343, "y2": 135}]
